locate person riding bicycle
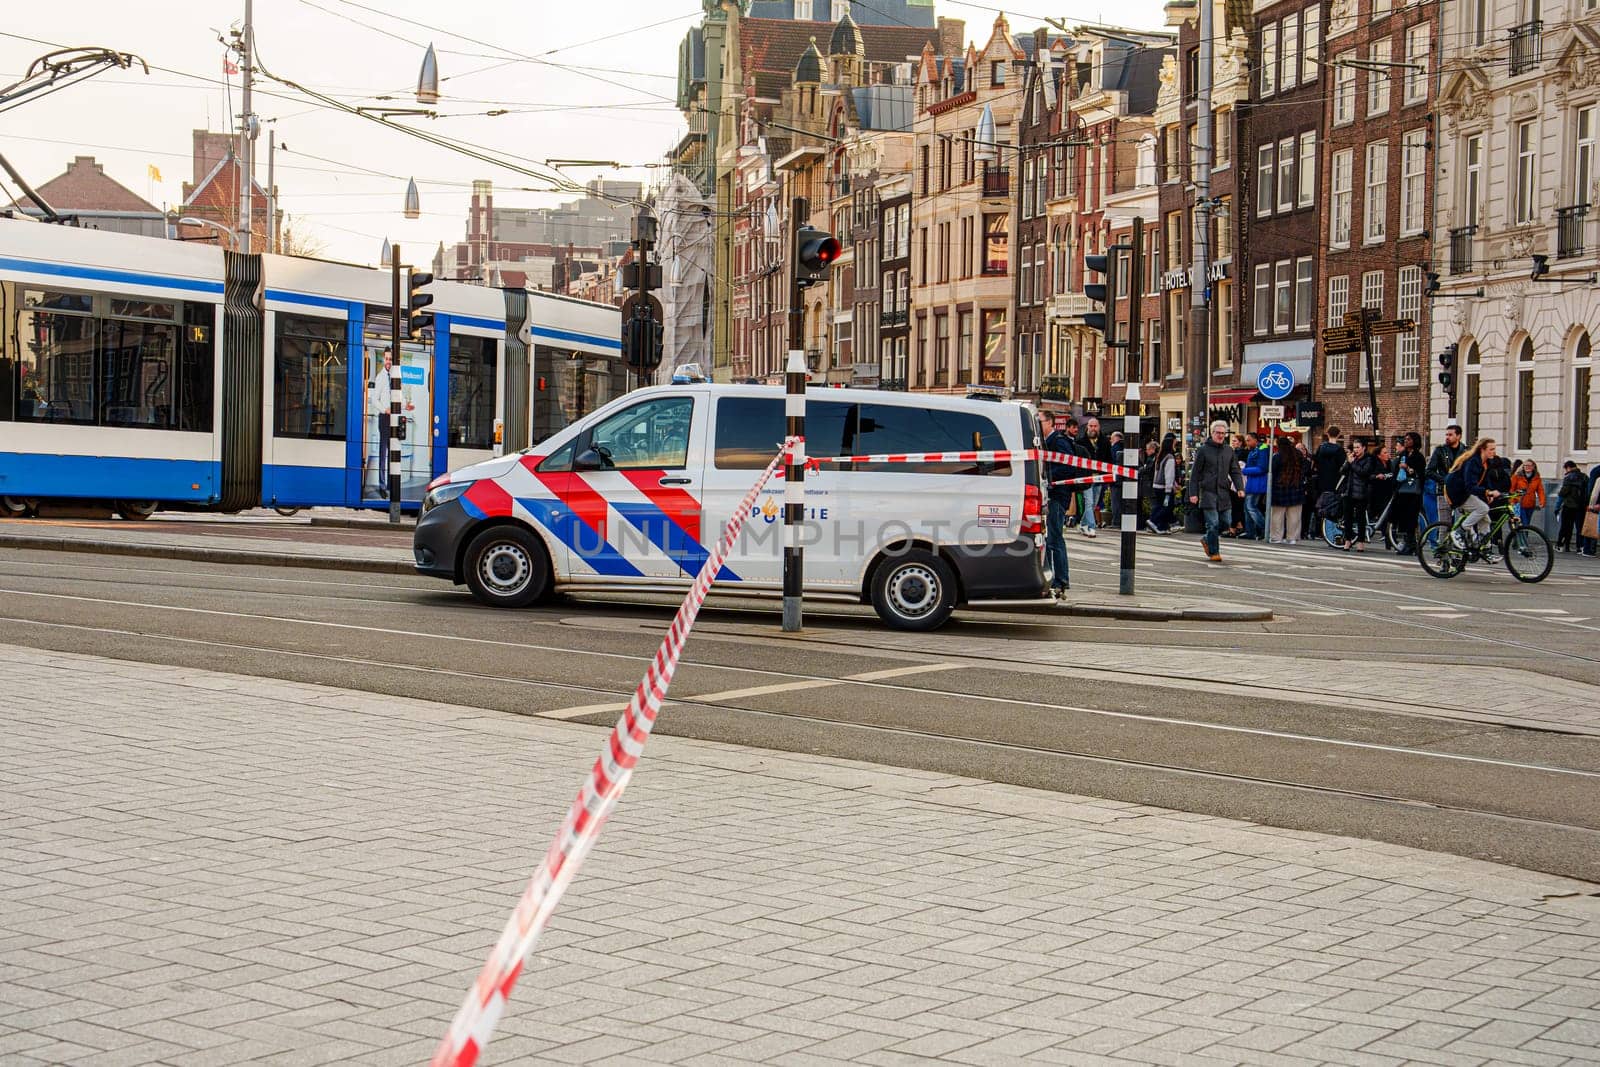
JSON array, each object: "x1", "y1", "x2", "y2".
[{"x1": 1445, "y1": 437, "x2": 1505, "y2": 560}]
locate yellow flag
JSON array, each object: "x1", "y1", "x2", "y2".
[{"x1": 147, "y1": 164, "x2": 163, "y2": 183}]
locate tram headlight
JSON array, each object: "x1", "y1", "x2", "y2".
[{"x1": 421, "y1": 480, "x2": 472, "y2": 516}]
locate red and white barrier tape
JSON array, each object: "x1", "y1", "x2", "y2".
[
  {"x1": 430, "y1": 439, "x2": 797, "y2": 1067},
  {"x1": 809, "y1": 449, "x2": 1137, "y2": 480},
  {"x1": 1049, "y1": 474, "x2": 1116, "y2": 488}
]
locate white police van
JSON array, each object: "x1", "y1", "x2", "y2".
[{"x1": 413, "y1": 384, "x2": 1050, "y2": 630}]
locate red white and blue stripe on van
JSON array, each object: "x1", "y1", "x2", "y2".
[{"x1": 436, "y1": 459, "x2": 741, "y2": 580}]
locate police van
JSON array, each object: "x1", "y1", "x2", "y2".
[{"x1": 412, "y1": 384, "x2": 1051, "y2": 630}]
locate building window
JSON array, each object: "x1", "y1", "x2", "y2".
[
  {"x1": 1253, "y1": 263, "x2": 1272, "y2": 336},
  {"x1": 1327, "y1": 277, "x2": 1350, "y2": 387},
  {"x1": 1365, "y1": 141, "x2": 1389, "y2": 243},
  {"x1": 1303, "y1": 6, "x2": 1321, "y2": 80},
  {"x1": 1261, "y1": 22, "x2": 1278, "y2": 97},
  {"x1": 992, "y1": 61, "x2": 1006, "y2": 87},
  {"x1": 1463, "y1": 133, "x2": 1483, "y2": 230},
  {"x1": 1333, "y1": 56, "x2": 1356, "y2": 125},
  {"x1": 1023, "y1": 159, "x2": 1035, "y2": 219},
  {"x1": 1400, "y1": 129, "x2": 1427, "y2": 236},
  {"x1": 1257, "y1": 143, "x2": 1275, "y2": 217},
  {"x1": 1214, "y1": 109, "x2": 1232, "y2": 167},
  {"x1": 919, "y1": 145, "x2": 929, "y2": 197},
  {"x1": 1297, "y1": 131, "x2": 1316, "y2": 208},
  {"x1": 1274, "y1": 260, "x2": 1293, "y2": 333},
  {"x1": 1020, "y1": 247, "x2": 1033, "y2": 308},
  {"x1": 1283, "y1": 12, "x2": 1301, "y2": 89},
  {"x1": 981, "y1": 308, "x2": 1006, "y2": 383},
  {"x1": 957, "y1": 310, "x2": 973, "y2": 381},
  {"x1": 934, "y1": 314, "x2": 950, "y2": 384},
  {"x1": 1294, "y1": 257, "x2": 1314, "y2": 331},
  {"x1": 1397, "y1": 266, "x2": 1421, "y2": 385},
  {"x1": 1404, "y1": 25, "x2": 1430, "y2": 105},
  {"x1": 1373, "y1": 0, "x2": 1391, "y2": 18},
  {"x1": 1035, "y1": 241, "x2": 1047, "y2": 303},
  {"x1": 1361, "y1": 271, "x2": 1385, "y2": 386},
  {"x1": 983, "y1": 214, "x2": 1008, "y2": 274},
  {"x1": 1472, "y1": 0, "x2": 1490, "y2": 46},
  {"x1": 1278, "y1": 136, "x2": 1296, "y2": 212},
  {"x1": 1516, "y1": 119, "x2": 1537, "y2": 224},
  {"x1": 1574, "y1": 332, "x2": 1592, "y2": 452},
  {"x1": 1216, "y1": 280, "x2": 1234, "y2": 364},
  {"x1": 1331, "y1": 148, "x2": 1353, "y2": 247},
  {"x1": 795, "y1": 0, "x2": 813, "y2": 18},
  {"x1": 1368, "y1": 40, "x2": 1392, "y2": 116},
  {"x1": 1513, "y1": 336, "x2": 1536, "y2": 452},
  {"x1": 1575, "y1": 106, "x2": 1595, "y2": 207}
]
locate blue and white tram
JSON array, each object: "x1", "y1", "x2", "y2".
[{"x1": 0, "y1": 219, "x2": 621, "y2": 516}]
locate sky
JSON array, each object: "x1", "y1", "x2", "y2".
[{"x1": 1, "y1": 0, "x2": 1168, "y2": 267}]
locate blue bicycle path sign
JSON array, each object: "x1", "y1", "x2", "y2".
[{"x1": 1257, "y1": 362, "x2": 1295, "y2": 401}]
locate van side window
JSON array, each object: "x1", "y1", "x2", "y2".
[
  {"x1": 853, "y1": 404, "x2": 1010, "y2": 475},
  {"x1": 588, "y1": 395, "x2": 694, "y2": 469},
  {"x1": 537, "y1": 439, "x2": 576, "y2": 472},
  {"x1": 713, "y1": 397, "x2": 852, "y2": 469}
]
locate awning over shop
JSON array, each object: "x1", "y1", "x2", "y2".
[{"x1": 1208, "y1": 388, "x2": 1260, "y2": 404}]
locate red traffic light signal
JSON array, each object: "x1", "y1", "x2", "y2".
[{"x1": 795, "y1": 225, "x2": 840, "y2": 288}]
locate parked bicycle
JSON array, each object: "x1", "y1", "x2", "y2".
[
  {"x1": 1318, "y1": 491, "x2": 1407, "y2": 550},
  {"x1": 1417, "y1": 501, "x2": 1553, "y2": 582}
]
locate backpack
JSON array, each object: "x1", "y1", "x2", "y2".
[{"x1": 1445, "y1": 466, "x2": 1470, "y2": 508}]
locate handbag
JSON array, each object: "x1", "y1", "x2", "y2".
[{"x1": 1584, "y1": 511, "x2": 1600, "y2": 541}]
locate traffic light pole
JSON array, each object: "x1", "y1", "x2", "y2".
[
  {"x1": 389, "y1": 244, "x2": 403, "y2": 524},
  {"x1": 1120, "y1": 218, "x2": 1143, "y2": 596},
  {"x1": 783, "y1": 196, "x2": 808, "y2": 633}
]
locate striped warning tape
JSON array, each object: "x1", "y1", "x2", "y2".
[
  {"x1": 808, "y1": 449, "x2": 1138, "y2": 480},
  {"x1": 1049, "y1": 474, "x2": 1117, "y2": 488},
  {"x1": 430, "y1": 439, "x2": 798, "y2": 1067}
]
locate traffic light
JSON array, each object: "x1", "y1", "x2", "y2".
[
  {"x1": 1437, "y1": 343, "x2": 1458, "y2": 392},
  {"x1": 407, "y1": 270, "x2": 435, "y2": 338},
  {"x1": 623, "y1": 314, "x2": 662, "y2": 373},
  {"x1": 794, "y1": 225, "x2": 840, "y2": 289},
  {"x1": 1082, "y1": 245, "x2": 1128, "y2": 348},
  {"x1": 1424, "y1": 269, "x2": 1441, "y2": 297}
]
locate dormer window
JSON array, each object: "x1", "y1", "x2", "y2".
[
  {"x1": 992, "y1": 61, "x2": 1007, "y2": 86},
  {"x1": 795, "y1": 0, "x2": 814, "y2": 20}
]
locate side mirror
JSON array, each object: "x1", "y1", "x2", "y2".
[{"x1": 573, "y1": 448, "x2": 607, "y2": 471}]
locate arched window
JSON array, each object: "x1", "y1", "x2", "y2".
[
  {"x1": 1574, "y1": 331, "x2": 1592, "y2": 453},
  {"x1": 1463, "y1": 341, "x2": 1481, "y2": 441},
  {"x1": 1514, "y1": 337, "x2": 1535, "y2": 452}
]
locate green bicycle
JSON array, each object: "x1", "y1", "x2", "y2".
[{"x1": 1417, "y1": 501, "x2": 1553, "y2": 583}]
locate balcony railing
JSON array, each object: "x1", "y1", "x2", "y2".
[
  {"x1": 1558, "y1": 204, "x2": 1589, "y2": 259},
  {"x1": 881, "y1": 308, "x2": 909, "y2": 328},
  {"x1": 1508, "y1": 21, "x2": 1542, "y2": 76},
  {"x1": 982, "y1": 166, "x2": 1010, "y2": 198},
  {"x1": 1449, "y1": 225, "x2": 1477, "y2": 275},
  {"x1": 878, "y1": 377, "x2": 908, "y2": 391}
]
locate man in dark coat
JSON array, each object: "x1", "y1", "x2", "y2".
[
  {"x1": 1424, "y1": 423, "x2": 1466, "y2": 527},
  {"x1": 1311, "y1": 426, "x2": 1346, "y2": 525},
  {"x1": 1188, "y1": 420, "x2": 1246, "y2": 561},
  {"x1": 1041, "y1": 415, "x2": 1079, "y2": 595}
]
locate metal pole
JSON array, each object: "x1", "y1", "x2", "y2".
[
  {"x1": 1185, "y1": 0, "x2": 1214, "y2": 434},
  {"x1": 238, "y1": 0, "x2": 254, "y2": 254},
  {"x1": 782, "y1": 195, "x2": 808, "y2": 633},
  {"x1": 1266, "y1": 418, "x2": 1276, "y2": 542},
  {"x1": 390, "y1": 244, "x2": 403, "y2": 524},
  {"x1": 265, "y1": 127, "x2": 276, "y2": 254},
  {"x1": 1120, "y1": 219, "x2": 1143, "y2": 596}
]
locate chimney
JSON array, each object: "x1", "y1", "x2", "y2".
[
  {"x1": 936, "y1": 17, "x2": 965, "y2": 57},
  {"x1": 1165, "y1": 0, "x2": 1198, "y2": 26}
]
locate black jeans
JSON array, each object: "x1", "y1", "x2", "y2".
[
  {"x1": 1343, "y1": 496, "x2": 1369, "y2": 544},
  {"x1": 1558, "y1": 507, "x2": 1584, "y2": 549},
  {"x1": 1390, "y1": 493, "x2": 1422, "y2": 547}
]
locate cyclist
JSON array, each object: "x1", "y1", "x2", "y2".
[{"x1": 1445, "y1": 437, "x2": 1504, "y2": 560}]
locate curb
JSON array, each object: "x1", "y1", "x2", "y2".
[
  {"x1": 0, "y1": 533, "x2": 412, "y2": 575},
  {"x1": 1052, "y1": 602, "x2": 1274, "y2": 622},
  {"x1": 309, "y1": 516, "x2": 416, "y2": 531}
]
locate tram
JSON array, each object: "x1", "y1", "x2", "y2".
[{"x1": 0, "y1": 218, "x2": 622, "y2": 516}]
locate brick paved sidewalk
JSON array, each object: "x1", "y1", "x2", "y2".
[{"x1": 2, "y1": 645, "x2": 1598, "y2": 1067}]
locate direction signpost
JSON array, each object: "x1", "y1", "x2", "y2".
[
  {"x1": 1256, "y1": 363, "x2": 1295, "y2": 544},
  {"x1": 1321, "y1": 310, "x2": 1413, "y2": 440}
]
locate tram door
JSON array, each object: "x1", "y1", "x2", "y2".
[{"x1": 360, "y1": 340, "x2": 433, "y2": 503}]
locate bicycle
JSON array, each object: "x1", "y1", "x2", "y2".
[
  {"x1": 1417, "y1": 500, "x2": 1553, "y2": 583},
  {"x1": 1321, "y1": 492, "x2": 1404, "y2": 551}
]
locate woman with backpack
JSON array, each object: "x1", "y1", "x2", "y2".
[{"x1": 1445, "y1": 437, "x2": 1504, "y2": 552}]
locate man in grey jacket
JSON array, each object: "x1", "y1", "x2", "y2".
[{"x1": 1188, "y1": 420, "x2": 1246, "y2": 561}]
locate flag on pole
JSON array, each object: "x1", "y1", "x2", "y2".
[
  {"x1": 147, "y1": 164, "x2": 163, "y2": 183},
  {"x1": 223, "y1": 57, "x2": 239, "y2": 75}
]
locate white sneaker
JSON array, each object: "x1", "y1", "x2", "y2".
[{"x1": 1081, "y1": 527, "x2": 1097, "y2": 538}]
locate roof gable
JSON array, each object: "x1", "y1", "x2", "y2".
[{"x1": 14, "y1": 156, "x2": 159, "y2": 214}]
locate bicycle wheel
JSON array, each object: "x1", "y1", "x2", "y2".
[
  {"x1": 1322, "y1": 517, "x2": 1346, "y2": 549},
  {"x1": 1417, "y1": 521, "x2": 1466, "y2": 579},
  {"x1": 1502, "y1": 525, "x2": 1553, "y2": 583}
]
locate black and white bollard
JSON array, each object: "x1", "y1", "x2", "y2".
[
  {"x1": 389, "y1": 348, "x2": 403, "y2": 523},
  {"x1": 1119, "y1": 382, "x2": 1140, "y2": 595},
  {"x1": 781, "y1": 349, "x2": 806, "y2": 632}
]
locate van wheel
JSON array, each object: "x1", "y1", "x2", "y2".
[
  {"x1": 870, "y1": 549, "x2": 956, "y2": 631},
  {"x1": 116, "y1": 501, "x2": 158, "y2": 521},
  {"x1": 464, "y1": 525, "x2": 550, "y2": 608}
]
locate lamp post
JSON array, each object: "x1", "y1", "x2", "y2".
[
  {"x1": 404, "y1": 178, "x2": 421, "y2": 220},
  {"x1": 178, "y1": 216, "x2": 238, "y2": 251}
]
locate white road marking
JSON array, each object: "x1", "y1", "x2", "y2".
[
  {"x1": 539, "y1": 703, "x2": 625, "y2": 720},
  {"x1": 1502, "y1": 608, "x2": 1571, "y2": 615}
]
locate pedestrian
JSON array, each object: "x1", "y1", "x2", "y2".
[
  {"x1": 1242, "y1": 432, "x2": 1270, "y2": 540},
  {"x1": 1109, "y1": 430, "x2": 1126, "y2": 524},
  {"x1": 1511, "y1": 459, "x2": 1546, "y2": 529},
  {"x1": 1268, "y1": 436, "x2": 1305, "y2": 544},
  {"x1": 1080, "y1": 417, "x2": 1111, "y2": 538},
  {"x1": 1297, "y1": 437, "x2": 1318, "y2": 540},
  {"x1": 1390, "y1": 431, "x2": 1426, "y2": 554},
  {"x1": 1042, "y1": 415, "x2": 1077, "y2": 595},
  {"x1": 1148, "y1": 436, "x2": 1180, "y2": 534},
  {"x1": 1585, "y1": 468, "x2": 1600, "y2": 557},
  {"x1": 1370, "y1": 440, "x2": 1398, "y2": 538},
  {"x1": 1556, "y1": 460, "x2": 1589, "y2": 551},
  {"x1": 1138, "y1": 439, "x2": 1158, "y2": 525},
  {"x1": 1340, "y1": 437, "x2": 1382, "y2": 552},
  {"x1": 1189, "y1": 420, "x2": 1246, "y2": 562},
  {"x1": 1425, "y1": 423, "x2": 1467, "y2": 529}
]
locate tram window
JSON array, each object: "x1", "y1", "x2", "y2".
[
  {"x1": 178, "y1": 304, "x2": 215, "y2": 432},
  {"x1": 108, "y1": 298, "x2": 176, "y2": 322},
  {"x1": 587, "y1": 396, "x2": 694, "y2": 470},
  {"x1": 0, "y1": 283, "x2": 15, "y2": 420},
  {"x1": 275, "y1": 313, "x2": 347, "y2": 440},
  {"x1": 24, "y1": 289, "x2": 93, "y2": 315},
  {"x1": 14, "y1": 308, "x2": 97, "y2": 424},
  {"x1": 100, "y1": 317, "x2": 177, "y2": 428},
  {"x1": 448, "y1": 334, "x2": 497, "y2": 450}
]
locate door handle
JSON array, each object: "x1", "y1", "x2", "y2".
[{"x1": 659, "y1": 476, "x2": 693, "y2": 486}]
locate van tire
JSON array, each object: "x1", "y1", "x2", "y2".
[
  {"x1": 870, "y1": 549, "x2": 956, "y2": 631},
  {"x1": 463, "y1": 525, "x2": 551, "y2": 608}
]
